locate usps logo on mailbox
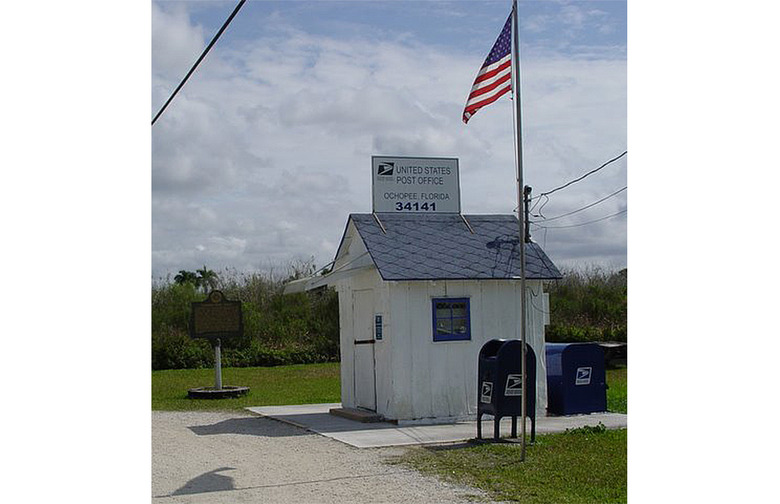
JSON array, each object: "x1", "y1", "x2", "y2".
[
  {"x1": 575, "y1": 367, "x2": 592, "y2": 386},
  {"x1": 505, "y1": 374, "x2": 523, "y2": 396},
  {"x1": 480, "y1": 381, "x2": 493, "y2": 403}
]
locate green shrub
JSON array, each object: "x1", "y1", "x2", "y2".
[
  {"x1": 221, "y1": 338, "x2": 340, "y2": 368},
  {"x1": 151, "y1": 282, "x2": 202, "y2": 333},
  {"x1": 151, "y1": 325, "x2": 213, "y2": 370},
  {"x1": 151, "y1": 268, "x2": 340, "y2": 370},
  {"x1": 546, "y1": 266, "x2": 627, "y2": 343},
  {"x1": 564, "y1": 422, "x2": 607, "y2": 435},
  {"x1": 546, "y1": 324, "x2": 627, "y2": 343}
]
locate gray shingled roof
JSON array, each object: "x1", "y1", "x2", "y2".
[{"x1": 346, "y1": 213, "x2": 562, "y2": 281}]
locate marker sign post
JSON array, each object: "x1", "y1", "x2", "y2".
[
  {"x1": 372, "y1": 156, "x2": 461, "y2": 213},
  {"x1": 189, "y1": 290, "x2": 244, "y2": 394}
]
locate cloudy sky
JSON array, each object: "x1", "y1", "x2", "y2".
[{"x1": 152, "y1": 0, "x2": 627, "y2": 280}]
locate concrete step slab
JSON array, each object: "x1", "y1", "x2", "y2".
[
  {"x1": 329, "y1": 407, "x2": 384, "y2": 423},
  {"x1": 246, "y1": 403, "x2": 627, "y2": 449}
]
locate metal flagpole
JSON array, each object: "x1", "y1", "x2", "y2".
[{"x1": 510, "y1": 0, "x2": 528, "y2": 461}]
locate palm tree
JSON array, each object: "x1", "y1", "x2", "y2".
[
  {"x1": 173, "y1": 270, "x2": 198, "y2": 286},
  {"x1": 196, "y1": 266, "x2": 219, "y2": 293}
]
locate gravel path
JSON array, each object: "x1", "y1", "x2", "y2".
[{"x1": 152, "y1": 411, "x2": 491, "y2": 503}]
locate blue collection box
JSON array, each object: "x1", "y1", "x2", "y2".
[{"x1": 545, "y1": 343, "x2": 607, "y2": 415}]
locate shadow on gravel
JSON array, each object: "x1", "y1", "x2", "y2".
[
  {"x1": 188, "y1": 416, "x2": 310, "y2": 438},
  {"x1": 171, "y1": 467, "x2": 236, "y2": 496},
  {"x1": 159, "y1": 472, "x2": 407, "y2": 498}
]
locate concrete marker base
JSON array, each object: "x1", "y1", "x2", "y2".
[{"x1": 188, "y1": 386, "x2": 249, "y2": 399}]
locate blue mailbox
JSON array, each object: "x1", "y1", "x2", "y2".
[
  {"x1": 477, "y1": 339, "x2": 536, "y2": 441},
  {"x1": 545, "y1": 343, "x2": 607, "y2": 415}
]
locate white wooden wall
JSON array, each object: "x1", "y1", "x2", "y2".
[
  {"x1": 331, "y1": 221, "x2": 550, "y2": 422},
  {"x1": 381, "y1": 279, "x2": 549, "y2": 421},
  {"x1": 336, "y1": 277, "x2": 550, "y2": 421}
]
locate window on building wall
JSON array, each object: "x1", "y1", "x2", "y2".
[{"x1": 432, "y1": 298, "x2": 471, "y2": 341}]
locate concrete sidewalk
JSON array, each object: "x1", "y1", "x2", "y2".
[{"x1": 246, "y1": 403, "x2": 627, "y2": 449}]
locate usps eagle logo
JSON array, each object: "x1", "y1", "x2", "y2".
[{"x1": 377, "y1": 162, "x2": 394, "y2": 176}]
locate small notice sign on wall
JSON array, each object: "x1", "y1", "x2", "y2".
[
  {"x1": 371, "y1": 156, "x2": 461, "y2": 214},
  {"x1": 374, "y1": 314, "x2": 383, "y2": 340}
]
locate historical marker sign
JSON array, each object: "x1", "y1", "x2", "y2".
[
  {"x1": 189, "y1": 290, "x2": 243, "y2": 340},
  {"x1": 371, "y1": 156, "x2": 461, "y2": 213}
]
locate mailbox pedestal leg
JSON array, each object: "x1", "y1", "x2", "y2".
[
  {"x1": 494, "y1": 417, "x2": 500, "y2": 440},
  {"x1": 477, "y1": 413, "x2": 482, "y2": 439},
  {"x1": 511, "y1": 416, "x2": 517, "y2": 438}
]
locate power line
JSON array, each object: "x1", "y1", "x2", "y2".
[
  {"x1": 531, "y1": 150, "x2": 628, "y2": 202},
  {"x1": 532, "y1": 209, "x2": 627, "y2": 229},
  {"x1": 152, "y1": 0, "x2": 247, "y2": 126},
  {"x1": 533, "y1": 186, "x2": 627, "y2": 222},
  {"x1": 528, "y1": 150, "x2": 627, "y2": 218}
]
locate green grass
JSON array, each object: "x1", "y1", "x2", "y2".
[
  {"x1": 397, "y1": 427, "x2": 627, "y2": 503},
  {"x1": 395, "y1": 366, "x2": 628, "y2": 502},
  {"x1": 153, "y1": 363, "x2": 626, "y2": 414},
  {"x1": 152, "y1": 362, "x2": 341, "y2": 411},
  {"x1": 606, "y1": 366, "x2": 627, "y2": 414}
]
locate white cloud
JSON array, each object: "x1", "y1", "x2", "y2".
[
  {"x1": 152, "y1": 2, "x2": 205, "y2": 82},
  {"x1": 152, "y1": 1, "x2": 627, "y2": 278}
]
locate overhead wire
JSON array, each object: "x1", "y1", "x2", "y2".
[
  {"x1": 152, "y1": 0, "x2": 247, "y2": 125},
  {"x1": 527, "y1": 284, "x2": 553, "y2": 316},
  {"x1": 524, "y1": 150, "x2": 627, "y2": 217},
  {"x1": 533, "y1": 186, "x2": 627, "y2": 222},
  {"x1": 533, "y1": 209, "x2": 627, "y2": 229},
  {"x1": 533, "y1": 150, "x2": 627, "y2": 200}
]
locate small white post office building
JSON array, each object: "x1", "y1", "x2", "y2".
[{"x1": 294, "y1": 212, "x2": 562, "y2": 423}]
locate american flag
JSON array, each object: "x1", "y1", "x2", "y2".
[{"x1": 462, "y1": 13, "x2": 513, "y2": 124}]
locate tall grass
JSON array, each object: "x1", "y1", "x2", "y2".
[
  {"x1": 152, "y1": 266, "x2": 339, "y2": 370},
  {"x1": 546, "y1": 266, "x2": 627, "y2": 343}
]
